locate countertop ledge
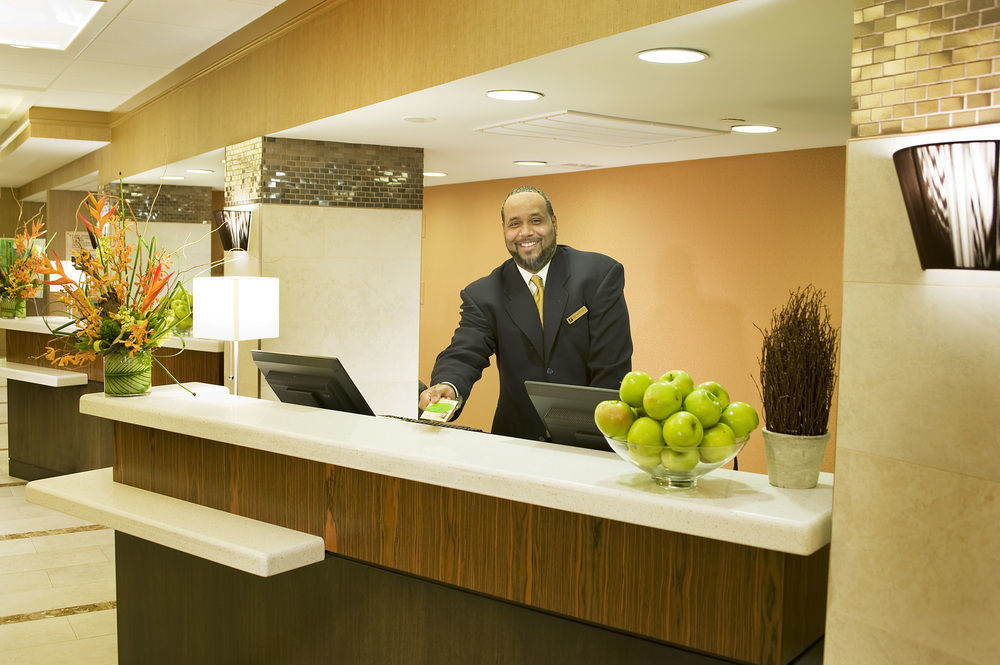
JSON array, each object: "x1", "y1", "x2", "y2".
[
  {"x1": 80, "y1": 384, "x2": 834, "y2": 556},
  {"x1": 0, "y1": 316, "x2": 225, "y2": 352},
  {"x1": 26, "y1": 468, "x2": 325, "y2": 577},
  {"x1": 0, "y1": 359, "x2": 88, "y2": 386}
]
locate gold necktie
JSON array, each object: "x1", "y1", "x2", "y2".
[{"x1": 530, "y1": 275, "x2": 544, "y2": 326}]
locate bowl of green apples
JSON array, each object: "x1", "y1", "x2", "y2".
[{"x1": 595, "y1": 369, "x2": 759, "y2": 490}]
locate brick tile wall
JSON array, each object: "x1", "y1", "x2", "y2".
[{"x1": 99, "y1": 183, "x2": 213, "y2": 223}]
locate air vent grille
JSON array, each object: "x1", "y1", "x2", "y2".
[{"x1": 477, "y1": 110, "x2": 722, "y2": 147}]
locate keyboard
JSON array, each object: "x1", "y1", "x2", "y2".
[{"x1": 378, "y1": 414, "x2": 484, "y2": 433}]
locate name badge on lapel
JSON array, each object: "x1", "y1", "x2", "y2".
[{"x1": 566, "y1": 306, "x2": 588, "y2": 325}]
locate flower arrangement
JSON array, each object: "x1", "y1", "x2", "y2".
[
  {"x1": 37, "y1": 193, "x2": 189, "y2": 373},
  {"x1": 0, "y1": 218, "x2": 47, "y2": 301}
]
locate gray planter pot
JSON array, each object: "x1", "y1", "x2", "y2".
[{"x1": 762, "y1": 428, "x2": 830, "y2": 489}]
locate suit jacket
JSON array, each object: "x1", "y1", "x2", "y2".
[{"x1": 431, "y1": 245, "x2": 632, "y2": 440}]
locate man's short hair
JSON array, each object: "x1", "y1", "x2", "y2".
[{"x1": 500, "y1": 186, "x2": 555, "y2": 221}]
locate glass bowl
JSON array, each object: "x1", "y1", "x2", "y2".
[{"x1": 605, "y1": 435, "x2": 748, "y2": 489}]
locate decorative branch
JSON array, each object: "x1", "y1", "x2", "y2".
[{"x1": 758, "y1": 285, "x2": 840, "y2": 436}]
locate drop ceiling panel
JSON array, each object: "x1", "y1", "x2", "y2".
[
  {"x1": 30, "y1": 89, "x2": 128, "y2": 111},
  {"x1": 478, "y1": 111, "x2": 722, "y2": 147},
  {"x1": 0, "y1": 136, "x2": 108, "y2": 188},
  {"x1": 48, "y1": 60, "x2": 169, "y2": 94},
  {"x1": 0, "y1": 52, "x2": 72, "y2": 76},
  {"x1": 120, "y1": 0, "x2": 282, "y2": 31},
  {"x1": 82, "y1": 20, "x2": 230, "y2": 69},
  {"x1": 0, "y1": 70, "x2": 58, "y2": 89}
]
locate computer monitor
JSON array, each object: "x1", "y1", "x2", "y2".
[
  {"x1": 252, "y1": 350, "x2": 375, "y2": 416},
  {"x1": 524, "y1": 380, "x2": 618, "y2": 451}
]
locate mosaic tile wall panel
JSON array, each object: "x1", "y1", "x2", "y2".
[
  {"x1": 853, "y1": 0, "x2": 1000, "y2": 137},
  {"x1": 225, "y1": 137, "x2": 264, "y2": 207},
  {"x1": 99, "y1": 183, "x2": 213, "y2": 223},
  {"x1": 224, "y1": 137, "x2": 423, "y2": 209}
]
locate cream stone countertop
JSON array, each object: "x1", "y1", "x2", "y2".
[
  {"x1": 80, "y1": 383, "x2": 834, "y2": 556},
  {"x1": 0, "y1": 359, "x2": 88, "y2": 386},
  {"x1": 0, "y1": 315, "x2": 225, "y2": 352}
]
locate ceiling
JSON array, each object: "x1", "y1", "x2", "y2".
[{"x1": 1, "y1": 0, "x2": 852, "y2": 195}]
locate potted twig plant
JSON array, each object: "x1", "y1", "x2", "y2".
[{"x1": 757, "y1": 285, "x2": 839, "y2": 489}]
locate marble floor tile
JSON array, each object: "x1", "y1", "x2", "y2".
[
  {"x1": 0, "y1": 569, "x2": 51, "y2": 594},
  {"x1": 68, "y1": 609, "x2": 117, "y2": 639},
  {"x1": 0, "y1": 538, "x2": 35, "y2": 557},
  {"x1": 0, "y1": 579, "x2": 116, "y2": 617},
  {"x1": 46, "y1": 560, "x2": 115, "y2": 588},
  {"x1": 0, "y1": 633, "x2": 117, "y2": 665},
  {"x1": 0, "y1": 615, "x2": 77, "y2": 652},
  {"x1": 0, "y1": 546, "x2": 108, "y2": 575},
  {"x1": 0, "y1": 513, "x2": 93, "y2": 537},
  {"x1": 30, "y1": 526, "x2": 113, "y2": 553}
]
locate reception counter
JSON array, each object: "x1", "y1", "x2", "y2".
[
  {"x1": 29, "y1": 384, "x2": 833, "y2": 665},
  {"x1": 0, "y1": 317, "x2": 224, "y2": 479}
]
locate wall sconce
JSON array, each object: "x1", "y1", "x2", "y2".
[
  {"x1": 213, "y1": 209, "x2": 253, "y2": 252},
  {"x1": 193, "y1": 276, "x2": 279, "y2": 394},
  {"x1": 893, "y1": 141, "x2": 1000, "y2": 270}
]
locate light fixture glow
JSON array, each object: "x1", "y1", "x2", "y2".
[
  {"x1": 404, "y1": 116, "x2": 437, "y2": 123},
  {"x1": 486, "y1": 90, "x2": 544, "y2": 101},
  {"x1": 186, "y1": 168, "x2": 215, "y2": 174},
  {"x1": 423, "y1": 172, "x2": 447, "y2": 177},
  {"x1": 0, "y1": 0, "x2": 103, "y2": 50},
  {"x1": 636, "y1": 48, "x2": 708, "y2": 64},
  {"x1": 513, "y1": 160, "x2": 547, "y2": 166},
  {"x1": 730, "y1": 124, "x2": 779, "y2": 134},
  {"x1": 159, "y1": 175, "x2": 184, "y2": 181}
]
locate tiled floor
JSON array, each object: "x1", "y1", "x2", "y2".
[{"x1": 0, "y1": 379, "x2": 118, "y2": 665}]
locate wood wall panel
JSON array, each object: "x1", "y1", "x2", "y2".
[
  {"x1": 325, "y1": 464, "x2": 825, "y2": 665},
  {"x1": 114, "y1": 424, "x2": 325, "y2": 539}
]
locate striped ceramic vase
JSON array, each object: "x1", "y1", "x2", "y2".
[{"x1": 103, "y1": 348, "x2": 152, "y2": 397}]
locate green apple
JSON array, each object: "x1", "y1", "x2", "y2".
[
  {"x1": 594, "y1": 400, "x2": 636, "y2": 440},
  {"x1": 619, "y1": 371, "x2": 653, "y2": 408},
  {"x1": 660, "y1": 446, "x2": 700, "y2": 471},
  {"x1": 700, "y1": 422, "x2": 737, "y2": 463},
  {"x1": 659, "y1": 369, "x2": 694, "y2": 400},
  {"x1": 683, "y1": 388, "x2": 723, "y2": 428},
  {"x1": 626, "y1": 416, "x2": 664, "y2": 458},
  {"x1": 661, "y1": 411, "x2": 703, "y2": 450},
  {"x1": 720, "y1": 401, "x2": 759, "y2": 438},
  {"x1": 641, "y1": 381, "x2": 682, "y2": 421},
  {"x1": 629, "y1": 447, "x2": 663, "y2": 468},
  {"x1": 696, "y1": 381, "x2": 730, "y2": 410}
]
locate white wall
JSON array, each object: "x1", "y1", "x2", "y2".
[
  {"x1": 826, "y1": 125, "x2": 1000, "y2": 665},
  {"x1": 240, "y1": 203, "x2": 422, "y2": 417}
]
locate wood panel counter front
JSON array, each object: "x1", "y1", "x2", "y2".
[{"x1": 82, "y1": 384, "x2": 832, "y2": 665}]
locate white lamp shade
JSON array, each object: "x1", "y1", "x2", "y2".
[{"x1": 193, "y1": 276, "x2": 279, "y2": 341}]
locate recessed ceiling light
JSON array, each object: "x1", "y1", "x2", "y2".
[
  {"x1": 423, "y1": 172, "x2": 447, "y2": 177},
  {"x1": 160, "y1": 175, "x2": 184, "y2": 181},
  {"x1": 0, "y1": 0, "x2": 103, "y2": 50},
  {"x1": 486, "y1": 90, "x2": 543, "y2": 101},
  {"x1": 513, "y1": 160, "x2": 547, "y2": 166},
  {"x1": 730, "y1": 124, "x2": 779, "y2": 134},
  {"x1": 404, "y1": 116, "x2": 437, "y2": 123},
  {"x1": 636, "y1": 48, "x2": 708, "y2": 64},
  {"x1": 186, "y1": 168, "x2": 214, "y2": 174}
]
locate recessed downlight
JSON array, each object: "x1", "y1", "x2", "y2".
[
  {"x1": 636, "y1": 48, "x2": 708, "y2": 64},
  {"x1": 423, "y1": 171, "x2": 447, "y2": 177},
  {"x1": 160, "y1": 175, "x2": 184, "y2": 181},
  {"x1": 513, "y1": 160, "x2": 547, "y2": 166},
  {"x1": 186, "y1": 168, "x2": 214, "y2": 174},
  {"x1": 404, "y1": 116, "x2": 437, "y2": 123},
  {"x1": 486, "y1": 90, "x2": 543, "y2": 101},
  {"x1": 730, "y1": 124, "x2": 779, "y2": 134}
]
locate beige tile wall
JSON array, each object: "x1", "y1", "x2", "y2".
[
  {"x1": 829, "y1": 126, "x2": 1000, "y2": 665},
  {"x1": 852, "y1": 0, "x2": 1000, "y2": 137}
]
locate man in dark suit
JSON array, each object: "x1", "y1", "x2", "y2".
[{"x1": 419, "y1": 186, "x2": 632, "y2": 441}]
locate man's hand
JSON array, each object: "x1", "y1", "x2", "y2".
[{"x1": 419, "y1": 383, "x2": 457, "y2": 411}]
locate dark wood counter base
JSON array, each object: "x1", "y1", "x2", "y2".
[
  {"x1": 115, "y1": 532, "x2": 734, "y2": 665},
  {"x1": 9, "y1": 380, "x2": 112, "y2": 480}
]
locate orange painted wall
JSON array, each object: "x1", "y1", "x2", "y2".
[{"x1": 420, "y1": 146, "x2": 846, "y2": 474}]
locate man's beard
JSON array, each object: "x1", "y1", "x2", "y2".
[{"x1": 510, "y1": 237, "x2": 557, "y2": 272}]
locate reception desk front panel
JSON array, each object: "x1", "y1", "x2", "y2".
[{"x1": 78, "y1": 384, "x2": 832, "y2": 665}]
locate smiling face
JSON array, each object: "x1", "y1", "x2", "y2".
[{"x1": 502, "y1": 191, "x2": 558, "y2": 273}]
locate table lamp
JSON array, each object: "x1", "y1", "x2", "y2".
[{"x1": 192, "y1": 276, "x2": 279, "y2": 395}]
